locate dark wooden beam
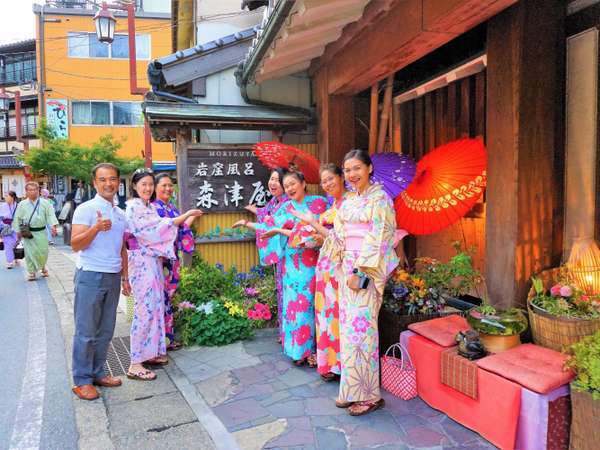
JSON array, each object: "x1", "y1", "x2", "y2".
[
  {"x1": 313, "y1": 0, "x2": 517, "y2": 96},
  {"x1": 314, "y1": 67, "x2": 355, "y2": 165},
  {"x1": 485, "y1": 0, "x2": 565, "y2": 309}
]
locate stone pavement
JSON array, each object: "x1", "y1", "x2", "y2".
[
  {"x1": 171, "y1": 330, "x2": 497, "y2": 450},
  {"x1": 47, "y1": 243, "x2": 496, "y2": 450},
  {"x1": 46, "y1": 245, "x2": 216, "y2": 450}
]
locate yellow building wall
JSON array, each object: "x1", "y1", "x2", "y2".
[
  {"x1": 194, "y1": 144, "x2": 320, "y2": 272},
  {"x1": 39, "y1": 12, "x2": 174, "y2": 161}
]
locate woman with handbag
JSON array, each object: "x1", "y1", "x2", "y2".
[
  {"x1": 321, "y1": 149, "x2": 399, "y2": 416},
  {"x1": 0, "y1": 191, "x2": 19, "y2": 269},
  {"x1": 12, "y1": 182, "x2": 58, "y2": 280}
]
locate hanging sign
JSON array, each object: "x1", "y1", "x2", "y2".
[{"x1": 46, "y1": 99, "x2": 69, "y2": 139}]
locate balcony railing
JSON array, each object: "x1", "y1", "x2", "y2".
[
  {"x1": 0, "y1": 118, "x2": 38, "y2": 140},
  {"x1": 0, "y1": 67, "x2": 36, "y2": 87}
]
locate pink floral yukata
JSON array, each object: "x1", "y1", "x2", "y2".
[
  {"x1": 152, "y1": 199, "x2": 195, "y2": 345},
  {"x1": 126, "y1": 198, "x2": 178, "y2": 364},
  {"x1": 322, "y1": 184, "x2": 399, "y2": 402}
]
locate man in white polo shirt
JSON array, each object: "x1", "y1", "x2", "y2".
[{"x1": 70, "y1": 163, "x2": 131, "y2": 401}]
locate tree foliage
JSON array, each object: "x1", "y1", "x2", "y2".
[{"x1": 22, "y1": 121, "x2": 144, "y2": 182}]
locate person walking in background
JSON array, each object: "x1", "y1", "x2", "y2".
[
  {"x1": 73, "y1": 181, "x2": 87, "y2": 209},
  {"x1": 243, "y1": 167, "x2": 289, "y2": 340},
  {"x1": 234, "y1": 171, "x2": 328, "y2": 365},
  {"x1": 152, "y1": 173, "x2": 196, "y2": 351},
  {"x1": 321, "y1": 149, "x2": 399, "y2": 416},
  {"x1": 12, "y1": 181, "x2": 58, "y2": 281},
  {"x1": 41, "y1": 188, "x2": 56, "y2": 245},
  {"x1": 125, "y1": 169, "x2": 203, "y2": 381},
  {"x1": 290, "y1": 164, "x2": 346, "y2": 381},
  {"x1": 70, "y1": 163, "x2": 130, "y2": 401},
  {"x1": 0, "y1": 191, "x2": 19, "y2": 269}
]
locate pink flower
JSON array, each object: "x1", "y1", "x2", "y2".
[
  {"x1": 293, "y1": 325, "x2": 311, "y2": 346},
  {"x1": 352, "y1": 316, "x2": 369, "y2": 334},
  {"x1": 181, "y1": 234, "x2": 194, "y2": 250},
  {"x1": 245, "y1": 287, "x2": 259, "y2": 297},
  {"x1": 248, "y1": 309, "x2": 258, "y2": 320},
  {"x1": 550, "y1": 284, "x2": 562, "y2": 296},
  {"x1": 560, "y1": 286, "x2": 573, "y2": 297},
  {"x1": 310, "y1": 197, "x2": 327, "y2": 214},
  {"x1": 264, "y1": 252, "x2": 279, "y2": 265},
  {"x1": 178, "y1": 301, "x2": 196, "y2": 310}
]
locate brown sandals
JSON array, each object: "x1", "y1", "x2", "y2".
[
  {"x1": 126, "y1": 369, "x2": 157, "y2": 381},
  {"x1": 348, "y1": 398, "x2": 385, "y2": 416}
]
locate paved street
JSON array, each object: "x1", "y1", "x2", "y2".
[
  {"x1": 0, "y1": 251, "x2": 78, "y2": 450},
  {"x1": 0, "y1": 244, "x2": 496, "y2": 449}
]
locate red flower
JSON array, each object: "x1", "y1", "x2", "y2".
[
  {"x1": 293, "y1": 325, "x2": 311, "y2": 346},
  {"x1": 301, "y1": 249, "x2": 318, "y2": 268},
  {"x1": 330, "y1": 278, "x2": 339, "y2": 290},
  {"x1": 296, "y1": 294, "x2": 309, "y2": 312},
  {"x1": 283, "y1": 219, "x2": 295, "y2": 230},
  {"x1": 309, "y1": 276, "x2": 316, "y2": 294},
  {"x1": 264, "y1": 252, "x2": 279, "y2": 265},
  {"x1": 309, "y1": 197, "x2": 327, "y2": 214},
  {"x1": 317, "y1": 332, "x2": 333, "y2": 350},
  {"x1": 293, "y1": 253, "x2": 301, "y2": 270}
]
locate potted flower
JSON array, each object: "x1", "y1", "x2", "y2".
[
  {"x1": 379, "y1": 244, "x2": 481, "y2": 354},
  {"x1": 528, "y1": 268, "x2": 600, "y2": 352},
  {"x1": 565, "y1": 330, "x2": 600, "y2": 450},
  {"x1": 466, "y1": 304, "x2": 528, "y2": 353}
]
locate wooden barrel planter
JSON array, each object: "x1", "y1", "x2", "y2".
[{"x1": 527, "y1": 268, "x2": 600, "y2": 352}]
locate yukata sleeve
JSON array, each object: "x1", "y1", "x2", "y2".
[
  {"x1": 320, "y1": 210, "x2": 344, "y2": 265},
  {"x1": 178, "y1": 223, "x2": 195, "y2": 254},
  {"x1": 44, "y1": 201, "x2": 59, "y2": 227},
  {"x1": 126, "y1": 202, "x2": 177, "y2": 259},
  {"x1": 355, "y1": 193, "x2": 399, "y2": 293},
  {"x1": 12, "y1": 203, "x2": 25, "y2": 233},
  {"x1": 253, "y1": 205, "x2": 292, "y2": 266}
]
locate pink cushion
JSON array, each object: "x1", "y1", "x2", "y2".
[
  {"x1": 407, "y1": 314, "x2": 469, "y2": 347},
  {"x1": 476, "y1": 343, "x2": 575, "y2": 394}
]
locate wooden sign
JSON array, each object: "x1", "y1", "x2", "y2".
[{"x1": 186, "y1": 148, "x2": 271, "y2": 212}]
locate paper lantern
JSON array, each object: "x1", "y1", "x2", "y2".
[{"x1": 566, "y1": 238, "x2": 600, "y2": 295}]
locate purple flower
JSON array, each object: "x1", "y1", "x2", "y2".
[{"x1": 245, "y1": 287, "x2": 259, "y2": 297}]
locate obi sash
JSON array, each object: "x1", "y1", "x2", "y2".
[{"x1": 344, "y1": 222, "x2": 370, "y2": 251}]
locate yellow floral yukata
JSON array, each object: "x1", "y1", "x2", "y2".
[{"x1": 322, "y1": 183, "x2": 399, "y2": 403}]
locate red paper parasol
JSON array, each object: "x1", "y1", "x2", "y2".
[
  {"x1": 252, "y1": 141, "x2": 321, "y2": 184},
  {"x1": 394, "y1": 138, "x2": 486, "y2": 235}
]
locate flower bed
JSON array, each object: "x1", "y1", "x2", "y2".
[{"x1": 174, "y1": 258, "x2": 277, "y2": 346}]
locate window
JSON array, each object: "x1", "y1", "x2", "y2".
[
  {"x1": 67, "y1": 32, "x2": 150, "y2": 59},
  {"x1": 71, "y1": 101, "x2": 143, "y2": 126},
  {"x1": 113, "y1": 102, "x2": 142, "y2": 125}
]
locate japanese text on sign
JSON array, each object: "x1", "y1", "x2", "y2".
[{"x1": 187, "y1": 149, "x2": 271, "y2": 212}]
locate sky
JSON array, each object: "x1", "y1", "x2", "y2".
[{"x1": 0, "y1": 0, "x2": 38, "y2": 46}]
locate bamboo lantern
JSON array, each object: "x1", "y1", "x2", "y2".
[{"x1": 566, "y1": 238, "x2": 600, "y2": 294}]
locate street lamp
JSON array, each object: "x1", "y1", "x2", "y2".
[
  {"x1": 93, "y1": 3, "x2": 117, "y2": 44},
  {"x1": 91, "y1": 1, "x2": 153, "y2": 168}
]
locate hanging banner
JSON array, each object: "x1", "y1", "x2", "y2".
[
  {"x1": 46, "y1": 99, "x2": 69, "y2": 139},
  {"x1": 186, "y1": 148, "x2": 271, "y2": 213}
]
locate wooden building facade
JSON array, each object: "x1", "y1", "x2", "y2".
[{"x1": 237, "y1": 0, "x2": 599, "y2": 308}]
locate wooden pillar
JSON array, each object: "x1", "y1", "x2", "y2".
[
  {"x1": 485, "y1": 0, "x2": 565, "y2": 308},
  {"x1": 315, "y1": 67, "x2": 355, "y2": 165},
  {"x1": 175, "y1": 128, "x2": 193, "y2": 266}
]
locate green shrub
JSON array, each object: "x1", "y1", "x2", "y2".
[
  {"x1": 566, "y1": 330, "x2": 600, "y2": 399},
  {"x1": 177, "y1": 303, "x2": 253, "y2": 346}
]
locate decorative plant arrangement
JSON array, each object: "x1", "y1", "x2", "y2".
[
  {"x1": 384, "y1": 242, "x2": 481, "y2": 315},
  {"x1": 174, "y1": 258, "x2": 277, "y2": 346},
  {"x1": 565, "y1": 330, "x2": 600, "y2": 450},
  {"x1": 530, "y1": 272, "x2": 600, "y2": 319},
  {"x1": 466, "y1": 304, "x2": 528, "y2": 353}
]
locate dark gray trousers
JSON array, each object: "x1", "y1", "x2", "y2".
[{"x1": 72, "y1": 269, "x2": 120, "y2": 386}]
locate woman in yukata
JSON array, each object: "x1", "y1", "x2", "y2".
[
  {"x1": 0, "y1": 191, "x2": 19, "y2": 269},
  {"x1": 289, "y1": 164, "x2": 346, "y2": 381},
  {"x1": 241, "y1": 167, "x2": 289, "y2": 341},
  {"x1": 152, "y1": 173, "x2": 196, "y2": 352},
  {"x1": 235, "y1": 171, "x2": 328, "y2": 365},
  {"x1": 125, "y1": 169, "x2": 203, "y2": 381},
  {"x1": 321, "y1": 149, "x2": 399, "y2": 416}
]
